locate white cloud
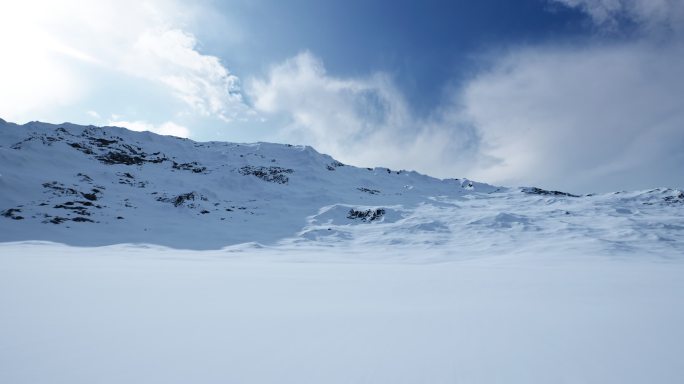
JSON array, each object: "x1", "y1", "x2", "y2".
[
  {"x1": 250, "y1": 44, "x2": 684, "y2": 192},
  {"x1": 0, "y1": 0, "x2": 251, "y2": 125},
  {"x1": 455, "y1": 1, "x2": 684, "y2": 191},
  {"x1": 2, "y1": 0, "x2": 681, "y2": 192},
  {"x1": 108, "y1": 120, "x2": 190, "y2": 138},
  {"x1": 86, "y1": 110, "x2": 101, "y2": 119},
  {"x1": 551, "y1": 0, "x2": 684, "y2": 33},
  {"x1": 121, "y1": 28, "x2": 250, "y2": 122},
  {"x1": 248, "y1": 52, "x2": 480, "y2": 178},
  {"x1": 461, "y1": 42, "x2": 684, "y2": 191}
]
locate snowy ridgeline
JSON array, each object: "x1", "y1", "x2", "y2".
[{"x1": 1, "y1": 119, "x2": 683, "y2": 255}]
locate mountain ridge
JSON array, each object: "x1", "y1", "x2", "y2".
[{"x1": 1, "y1": 119, "x2": 682, "y2": 252}]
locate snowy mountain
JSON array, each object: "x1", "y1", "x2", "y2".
[
  {"x1": 1, "y1": 118, "x2": 683, "y2": 254},
  {"x1": 3, "y1": 119, "x2": 684, "y2": 384}
]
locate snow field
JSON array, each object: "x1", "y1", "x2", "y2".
[{"x1": 1, "y1": 243, "x2": 683, "y2": 384}]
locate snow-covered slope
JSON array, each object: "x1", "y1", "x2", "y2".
[
  {"x1": 1, "y1": 119, "x2": 683, "y2": 254},
  {"x1": 2, "y1": 119, "x2": 684, "y2": 384}
]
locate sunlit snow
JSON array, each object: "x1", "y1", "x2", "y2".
[{"x1": 1, "y1": 120, "x2": 683, "y2": 383}]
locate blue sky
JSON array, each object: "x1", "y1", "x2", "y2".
[
  {"x1": 1, "y1": 0, "x2": 683, "y2": 192},
  {"x1": 200, "y1": 0, "x2": 587, "y2": 111}
]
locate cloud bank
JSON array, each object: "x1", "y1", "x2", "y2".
[
  {"x1": 248, "y1": 2, "x2": 684, "y2": 192},
  {"x1": 462, "y1": 42, "x2": 684, "y2": 191},
  {"x1": 462, "y1": 0, "x2": 684, "y2": 191},
  {"x1": 2, "y1": 0, "x2": 681, "y2": 192}
]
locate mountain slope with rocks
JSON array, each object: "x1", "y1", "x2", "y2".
[
  {"x1": 1, "y1": 119, "x2": 682, "y2": 254},
  {"x1": 2, "y1": 119, "x2": 684, "y2": 384}
]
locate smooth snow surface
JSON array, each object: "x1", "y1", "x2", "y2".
[
  {"x1": 1, "y1": 120, "x2": 684, "y2": 383},
  {"x1": 1, "y1": 243, "x2": 683, "y2": 384}
]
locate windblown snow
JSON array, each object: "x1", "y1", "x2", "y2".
[{"x1": 1, "y1": 119, "x2": 683, "y2": 383}]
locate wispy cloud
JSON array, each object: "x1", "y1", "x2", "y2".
[
  {"x1": 0, "y1": 0, "x2": 252, "y2": 125},
  {"x1": 86, "y1": 111, "x2": 101, "y2": 119},
  {"x1": 248, "y1": 52, "x2": 482, "y2": 178},
  {"x1": 250, "y1": 35, "x2": 684, "y2": 192},
  {"x1": 550, "y1": 0, "x2": 684, "y2": 33},
  {"x1": 121, "y1": 28, "x2": 251, "y2": 122}
]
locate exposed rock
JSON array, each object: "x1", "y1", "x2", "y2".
[
  {"x1": 98, "y1": 151, "x2": 146, "y2": 165},
  {"x1": 117, "y1": 172, "x2": 148, "y2": 188},
  {"x1": 172, "y1": 161, "x2": 208, "y2": 174},
  {"x1": 347, "y1": 208, "x2": 385, "y2": 222},
  {"x1": 48, "y1": 216, "x2": 68, "y2": 224},
  {"x1": 663, "y1": 191, "x2": 684, "y2": 205},
  {"x1": 68, "y1": 142, "x2": 94, "y2": 154},
  {"x1": 358, "y1": 187, "x2": 380, "y2": 195},
  {"x1": 156, "y1": 192, "x2": 207, "y2": 208},
  {"x1": 43, "y1": 182, "x2": 79, "y2": 196},
  {"x1": 327, "y1": 161, "x2": 345, "y2": 171},
  {"x1": 82, "y1": 192, "x2": 98, "y2": 201},
  {"x1": 71, "y1": 217, "x2": 94, "y2": 223},
  {"x1": 1, "y1": 208, "x2": 24, "y2": 220},
  {"x1": 521, "y1": 187, "x2": 579, "y2": 198},
  {"x1": 239, "y1": 166, "x2": 294, "y2": 184},
  {"x1": 53, "y1": 204, "x2": 89, "y2": 216}
]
